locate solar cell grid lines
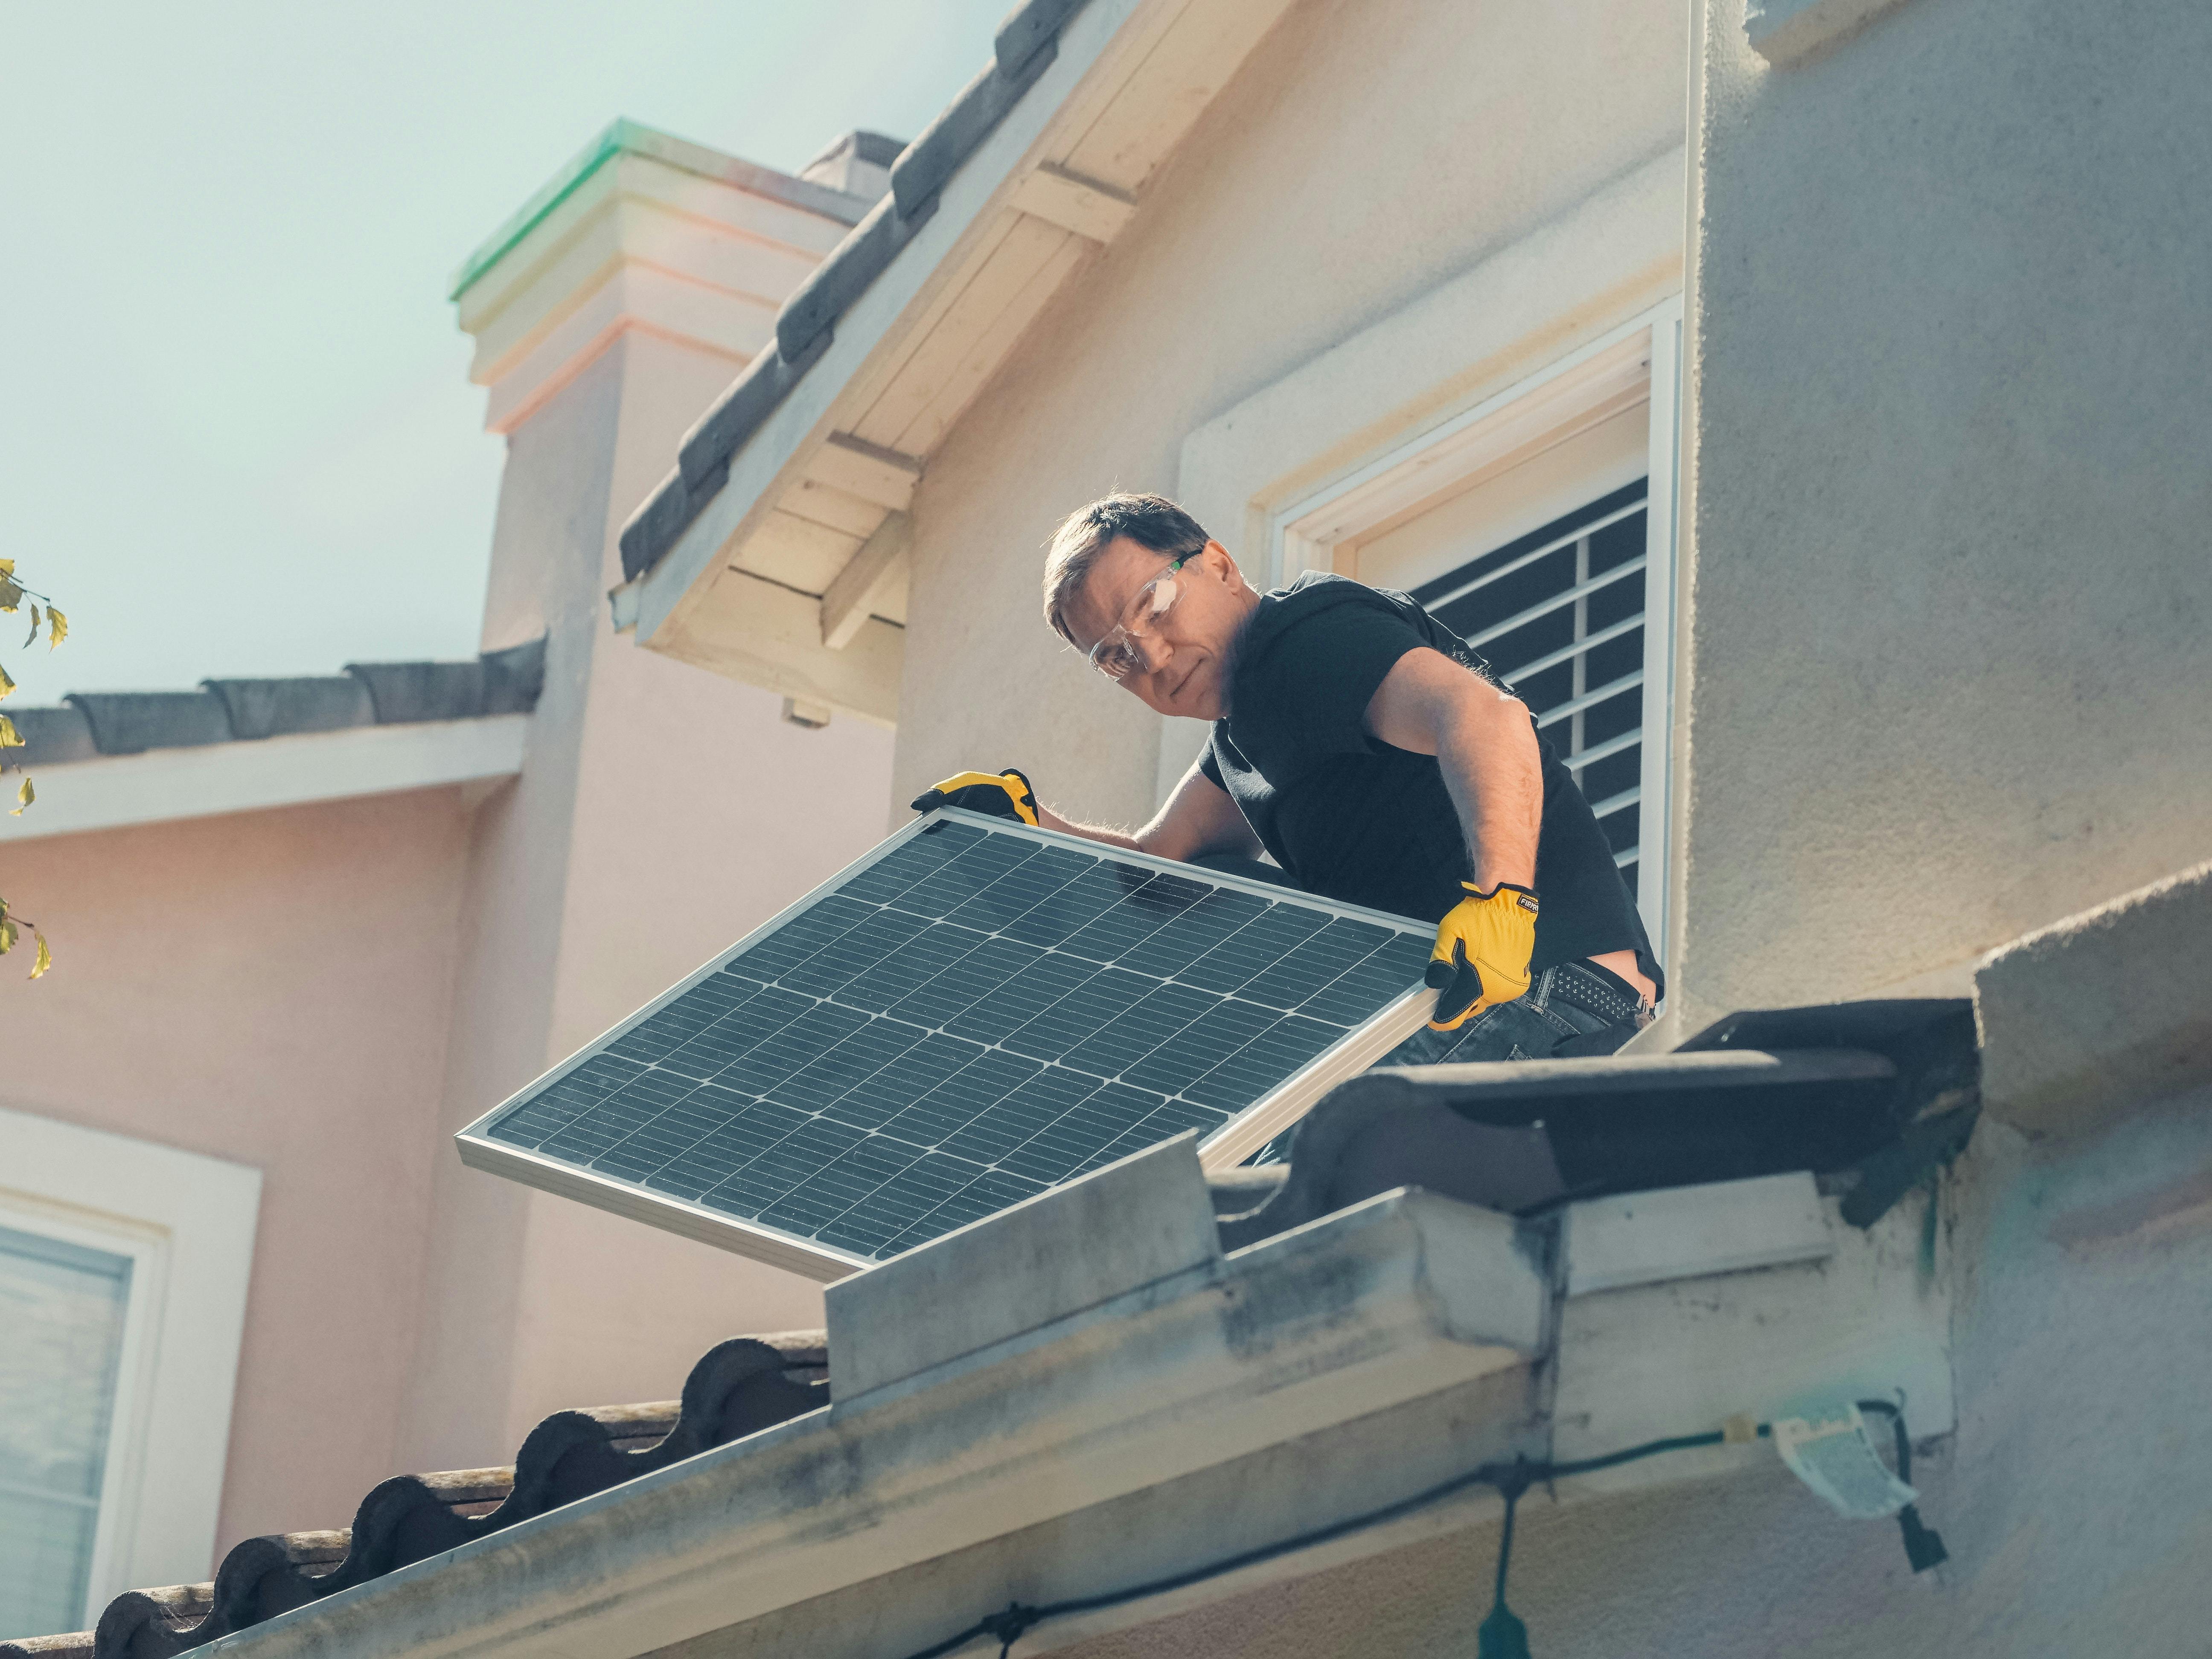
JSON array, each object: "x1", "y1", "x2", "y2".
[{"x1": 471, "y1": 812, "x2": 1432, "y2": 1271}]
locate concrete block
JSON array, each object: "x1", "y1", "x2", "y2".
[
  {"x1": 1563, "y1": 1171, "x2": 1831, "y2": 1296},
  {"x1": 1976, "y1": 859, "x2": 2212, "y2": 1138},
  {"x1": 1744, "y1": 0, "x2": 1915, "y2": 64},
  {"x1": 826, "y1": 1132, "x2": 1220, "y2": 1400}
]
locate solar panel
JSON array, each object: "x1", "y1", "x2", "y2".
[{"x1": 455, "y1": 809, "x2": 1436, "y2": 1280}]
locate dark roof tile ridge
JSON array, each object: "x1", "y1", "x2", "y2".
[
  {"x1": 615, "y1": 0, "x2": 1095, "y2": 584},
  {"x1": 13, "y1": 1332, "x2": 829, "y2": 1659},
  {"x1": 8, "y1": 636, "x2": 549, "y2": 767}
]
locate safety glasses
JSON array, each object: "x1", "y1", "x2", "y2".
[{"x1": 1086, "y1": 557, "x2": 1187, "y2": 681}]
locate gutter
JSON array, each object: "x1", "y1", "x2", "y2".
[{"x1": 201, "y1": 1131, "x2": 1951, "y2": 1659}]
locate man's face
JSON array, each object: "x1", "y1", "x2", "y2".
[{"x1": 1064, "y1": 536, "x2": 1252, "y2": 719}]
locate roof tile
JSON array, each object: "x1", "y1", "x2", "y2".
[
  {"x1": 615, "y1": 0, "x2": 1095, "y2": 585},
  {"x1": 995, "y1": 0, "x2": 1088, "y2": 77},
  {"x1": 64, "y1": 691, "x2": 232, "y2": 756},
  {"x1": 888, "y1": 39, "x2": 1060, "y2": 222},
  {"x1": 676, "y1": 327, "x2": 835, "y2": 495},
  {"x1": 0, "y1": 1334, "x2": 827, "y2": 1659},
  {"x1": 200, "y1": 677, "x2": 374, "y2": 741},
  {"x1": 773, "y1": 189, "x2": 939, "y2": 366}
]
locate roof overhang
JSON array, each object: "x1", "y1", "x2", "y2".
[
  {"x1": 617, "y1": 0, "x2": 1301, "y2": 719},
  {"x1": 0, "y1": 716, "x2": 527, "y2": 843},
  {"x1": 198, "y1": 1128, "x2": 1951, "y2": 1659}
]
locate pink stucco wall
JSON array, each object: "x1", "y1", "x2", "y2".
[{"x1": 0, "y1": 786, "x2": 470, "y2": 1550}]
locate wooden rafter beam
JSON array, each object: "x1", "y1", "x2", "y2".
[{"x1": 820, "y1": 512, "x2": 912, "y2": 650}]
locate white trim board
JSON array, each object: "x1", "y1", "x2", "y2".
[
  {"x1": 0, "y1": 1104, "x2": 262, "y2": 1618},
  {"x1": 0, "y1": 715, "x2": 529, "y2": 843}
]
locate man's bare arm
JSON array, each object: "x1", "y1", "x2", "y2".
[
  {"x1": 1036, "y1": 757, "x2": 1262, "y2": 863},
  {"x1": 1364, "y1": 647, "x2": 1541, "y2": 892}
]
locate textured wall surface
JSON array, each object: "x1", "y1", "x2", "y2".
[
  {"x1": 0, "y1": 789, "x2": 468, "y2": 1552},
  {"x1": 894, "y1": 0, "x2": 1691, "y2": 828},
  {"x1": 1674, "y1": 0, "x2": 2212, "y2": 1021}
]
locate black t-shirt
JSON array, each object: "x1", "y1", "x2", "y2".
[{"x1": 1199, "y1": 572, "x2": 1661, "y2": 994}]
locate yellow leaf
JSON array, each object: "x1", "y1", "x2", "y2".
[
  {"x1": 0, "y1": 917, "x2": 15, "y2": 955},
  {"x1": 0, "y1": 558, "x2": 13, "y2": 575},
  {"x1": 0, "y1": 577, "x2": 20, "y2": 612},
  {"x1": 30, "y1": 931, "x2": 51, "y2": 979},
  {"x1": 23, "y1": 604, "x2": 37, "y2": 648},
  {"x1": 46, "y1": 607, "x2": 67, "y2": 649},
  {"x1": 0, "y1": 713, "x2": 20, "y2": 748},
  {"x1": 0, "y1": 661, "x2": 14, "y2": 700},
  {"x1": 10, "y1": 775, "x2": 30, "y2": 815}
]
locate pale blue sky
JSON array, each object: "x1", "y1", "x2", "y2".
[{"x1": 0, "y1": 0, "x2": 1010, "y2": 697}]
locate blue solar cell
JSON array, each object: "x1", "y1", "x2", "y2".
[{"x1": 477, "y1": 818, "x2": 1426, "y2": 1265}]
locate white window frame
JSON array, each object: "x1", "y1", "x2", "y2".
[
  {"x1": 1254, "y1": 301, "x2": 1685, "y2": 955},
  {"x1": 0, "y1": 1105, "x2": 261, "y2": 1625}
]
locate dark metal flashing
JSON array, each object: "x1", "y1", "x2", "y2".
[
  {"x1": 1217, "y1": 1000, "x2": 1982, "y2": 1252},
  {"x1": 0, "y1": 1336, "x2": 829, "y2": 1659},
  {"x1": 8, "y1": 637, "x2": 547, "y2": 767},
  {"x1": 615, "y1": 0, "x2": 1097, "y2": 585}
]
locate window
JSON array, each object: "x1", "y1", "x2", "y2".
[
  {"x1": 1405, "y1": 480, "x2": 1651, "y2": 896},
  {"x1": 0, "y1": 1225, "x2": 134, "y2": 1636},
  {"x1": 1266, "y1": 304, "x2": 1683, "y2": 950},
  {"x1": 0, "y1": 1106, "x2": 259, "y2": 1637}
]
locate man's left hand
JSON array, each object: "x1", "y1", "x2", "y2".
[{"x1": 910, "y1": 767, "x2": 1040, "y2": 826}]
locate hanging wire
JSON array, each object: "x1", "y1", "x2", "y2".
[{"x1": 894, "y1": 1421, "x2": 1783, "y2": 1659}]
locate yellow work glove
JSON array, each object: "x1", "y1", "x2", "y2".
[
  {"x1": 1425, "y1": 881, "x2": 1540, "y2": 1031},
  {"x1": 909, "y1": 767, "x2": 1040, "y2": 826}
]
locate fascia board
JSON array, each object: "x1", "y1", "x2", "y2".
[
  {"x1": 1550, "y1": 1182, "x2": 1954, "y2": 1483},
  {"x1": 0, "y1": 715, "x2": 527, "y2": 842},
  {"x1": 194, "y1": 1187, "x2": 1543, "y2": 1659},
  {"x1": 632, "y1": 0, "x2": 1150, "y2": 655}
]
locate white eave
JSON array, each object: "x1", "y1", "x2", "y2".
[
  {"x1": 0, "y1": 716, "x2": 528, "y2": 842},
  {"x1": 632, "y1": 0, "x2": 1302, "y2": 716},
  {"x1": 199, "y1": 1140, "x2": 1950, "y2": 1659}
]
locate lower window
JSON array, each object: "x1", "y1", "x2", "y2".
[{"x1": 0, "y1": 1224, "x2": 134, "y2": 1636}]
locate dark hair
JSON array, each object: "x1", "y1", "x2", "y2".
[{"x1": 1042, "y1": 493, "x2": 1212, "y2": 643}]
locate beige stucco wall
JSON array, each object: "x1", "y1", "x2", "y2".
[
  {"x1": 0, "y1": 789, "x2": 469, "y2": 1550},
  {"x1": 398, "y1": 329, "x2": 897, "y2": 1476},
  {"x1": 1669, "y1": 0, "x2": 2212, "y2": 1023},
  {"x1": 894, "y1": 0, "x2": 1691, "y2": 827}
]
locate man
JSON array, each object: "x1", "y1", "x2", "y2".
[{"x1": 914, "y1": 493, "x2": 1659, "y2": 1063}]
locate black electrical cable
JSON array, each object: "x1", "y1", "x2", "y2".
[
  {"x1": 1856, "y1": 1399, "x2": 1950, "y2": 1573},
  {"x1": 894, "y1": 1423, "x2": 1774, "y2": 1659}
]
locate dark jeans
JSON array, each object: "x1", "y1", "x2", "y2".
[
  {"x1": 1244, "y1": 960, "x2": 1650, "y2": 1166},
  {"x1": 1380, "y1": 958, "x2": 1652, "y2": 1066}
]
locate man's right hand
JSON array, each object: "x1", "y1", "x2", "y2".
[
  {"x1": 1426, "y1": 881, "x2": 1539, "y2": 1030},
  {"x1": 911, "y1": 768, "x2": 1040, "y2": 826}
]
